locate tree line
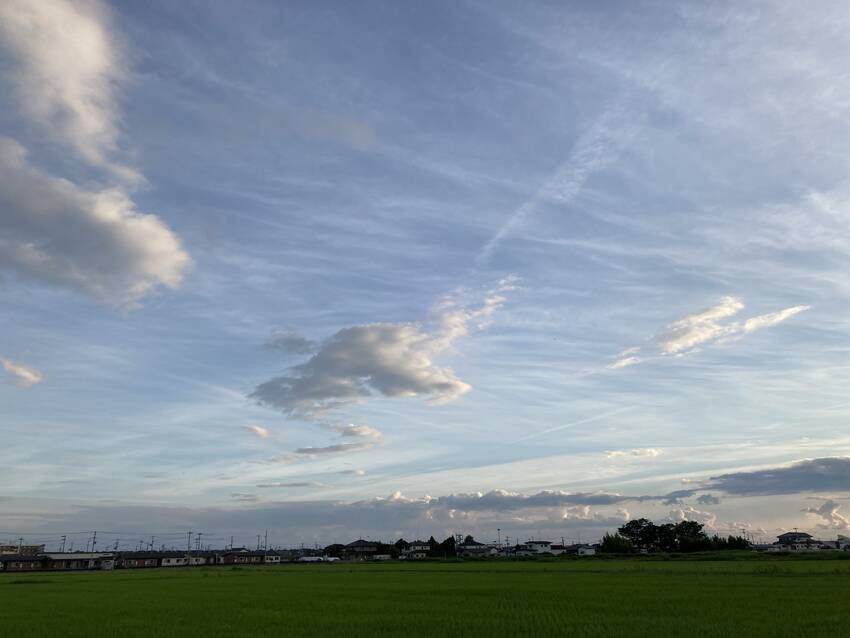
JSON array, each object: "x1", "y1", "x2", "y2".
[{"x1": 600, "y1": 519, "x2": 750, "y2": 553}]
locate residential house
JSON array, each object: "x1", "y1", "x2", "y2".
[
  {"x1": 44, "y1": 552, "x2": 114, "y2": 570},
  {"x1": 116, "y1": 552, "x2": 161, "y2": 569},
  {"x1": 456, "y1": 539, "x2": 497, "y2": 558},
  {"x1": 402, "y1": 541, "x2": 430, "y2": 560},
  {"x1": 0, "y1": 555, "x2": 45, "y2": 571},
  {"x1": 160, "y1": 552, "x2": 189, "y2": 567},
  {"x1": 343, "y1": 539, "x2": 379, "y2": 560}
]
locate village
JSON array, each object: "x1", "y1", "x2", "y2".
[{"x1": 1, "y1": 530, "x2": 847, "y2": 573}]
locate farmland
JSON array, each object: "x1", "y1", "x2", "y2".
[{"x1": 4, "y1": 558, "x2": 850, "y2": 637}]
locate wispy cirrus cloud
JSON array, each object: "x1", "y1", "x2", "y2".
[
  {"x1": 606, "y1": 448, "x2": 662, "y2": 459},
  {"x1": 334, "y1": 424, "x2": 383, "y2": 440},
  {"x1": 338, "y1": 469, "x2": 367, "y2": 476},
  {"x1": 256, "y1": 481, "x2": 328, "y2": 489},
  {"x1": 293, "y1": 442, "x2": 375, "y2": 456},
  {"x1": 610, "y1": 296, "x2": 809, "y2": 368},
  {"x1": 241, "y1": 425, "x2": 271, "y2": 439},
  {"x1": 265, "y1": 330, "x2": 316, "y2": 355},
  {"x1": 0, "y1": 357, "x2": 43, "y2": 388}
]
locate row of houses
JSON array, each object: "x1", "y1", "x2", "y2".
[
  {"x1": 0, "y1": 547, "x2": 300, "y2": 573},
  {"x1": 453, "y1": 539, "x2": 597, "y2": 558},
  {"x1": 0, "y1": 536, "x2": 602, "y2": 572}
]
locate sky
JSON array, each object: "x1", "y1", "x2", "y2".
[{"x1": 3, "y1": 0, "x2": 850, "y2": 550}]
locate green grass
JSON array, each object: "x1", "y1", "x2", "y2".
[{"x1": 4, "y1": 559, "x2": 850, "y2": 637}]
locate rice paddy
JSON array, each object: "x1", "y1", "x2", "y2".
[{"x1": 4, "y1": 558, "x2": 850, "y2": 637}]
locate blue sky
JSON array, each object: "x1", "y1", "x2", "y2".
[{"x1": 3, "y1": 0, "x2": 850, "y2": 548}]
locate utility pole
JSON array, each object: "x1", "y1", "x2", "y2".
[
  {"x1": 91, "y1": 531, "x2": 97, "y2": 553},
  {"x1": 149, "y1": 536, "x2": 155, "y2": 551},
  {"x1": 497, "y1": 528, "x2": 501, "y2": 547},
  {"x1": 17, "y1": 537, "x2": 23, "y2": 554},
  {"x1": 230, "y1": 536, "x2": 234, "y2": 550},
  {"x1": 257, "y1": 534, "x2": 261, "y2": 551},
  {"x1": 195, "y1": 533, "x2": 204, "y2": 552},
  {"x1": 113, "y1": 539, "x2": 120, "y2": 551},
  {"x1": 60, "y1": 535, "x2": 66, "y2": 553},
  {"x1": 186, "y1": 531, "x2": 192, "y2": 566}
]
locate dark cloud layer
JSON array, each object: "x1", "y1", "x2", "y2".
[{"x1": 705, "y1": 457, "x2": 850, "y2": 496}]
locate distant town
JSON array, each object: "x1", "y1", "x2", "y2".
[{"x1": 2, "y1": 525, "x2": 848, "y2": 573}]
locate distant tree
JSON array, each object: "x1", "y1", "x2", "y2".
[
  {"x1": 438, "y1": 536, "x2": 456, "y2": 558},
  {"x1": 618, "y1": 519, "x2": 656, "y2": 551},
  {"x1": 599, "y1": 533, "x2": 634, "y2": 554},
  {"x1": 656, "y1": 523, "x2": 678, "y2": 552},
  {"x1": 427, "y1": 536, "x2": 439, "y2": 557},
  {"x1": 619, "y1": 519, "x2": 729, "y2": 553},
  {"x1": 394, "y1": 538, "x2": 409, "y2": 551},
  {"x1": 708, "y1": 535, "x2": 750, "y2": 551},
  {"x1": 673, "y1": 521, "x2": 710, "y2": 552},
  {"x1": 323, "y1": 544, "x2": 345, "y2": 558},
  {"x1": 463, "y1": 535, "x2": 475, "y2": 545}
]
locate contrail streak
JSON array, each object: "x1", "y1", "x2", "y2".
[
  {"x1": 509, "y1": 405, "x2": 633, "y2": 445},
  {"x1": 476, "y1": 99, "x2": 640, "y2": 265}
]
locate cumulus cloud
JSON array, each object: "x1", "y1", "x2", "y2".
[
  {"x1": 22, "y1": 487, "x2": 677, "y2": 544},
  {"x1": 705, "y1": 457, "x2": 850, "y2": 496},
  {"x1": 610, "y1": 296, "x2": 809, "y2": 367},
  {"x1": 251, "y1": 279, "x2": 515, "y2": 420},
  {"x1": 667, "y1": 506, "x2": 717, "y2": 529},
  {"x1": 242, "y1": 425, "x2": 271, "y2": 439},
  {"x1": 696, "y1": 494, "x2": 721, "y2": 505},
  {"x1": 0, "y1": 357, "x2": 43, "y2": 387},
  {"x1": 0, "y1": 2, "x2": 190, "y2": 305},
  {"x1": 803, "y1": 499, "x2": 850, "y2": 531},
  {"x1": 0, "y1": 138, "x2": 189, "y2": 305},
  {"x1": 0, "y1": 0, "x2": 135, "y2": 178},
  {"x1": 265, "y1": 330, "x2": 316, "y2": 355},
  {"x1": 606, "y1": 448, "x2": 662, "y2": 459}
]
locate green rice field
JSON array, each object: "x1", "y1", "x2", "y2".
[{"x1": 4, "y1": 558, "x2": 850, "y2": 637}]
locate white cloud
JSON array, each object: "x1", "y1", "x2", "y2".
[
  {"x1": 338, "y1": 469, "x2": 367, "y2": 476},
  {"x1": 803, "y1": 499, "x2": 850, "y2": 531},
  {"x1": 0, "y1": 138, "x2": 190, "y2": 304},
  {"x1": 335, "y1": 424, "x2": 383, "y2": 440},
  {"x1": 0, "y1": 357, "x2": 43, "y2": 388},
  {"x1": 667, "y1": 506, "x2": 717, "y2": 529},
  {"x1": 242, "y1": 425, "x2": 271, "y2": 439},
  {"x1": 606, "y1": 448, "x2": 662, "y2": 459},
  {"x1": 252, "y1": 279, "x2": 515, "y2": 420},
  {"x1": 611, "y1": 296, "x2": 809, "y2": 367},
  {"x1": 0, "y1": 0, "x2": 135, "y2": 179}
]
